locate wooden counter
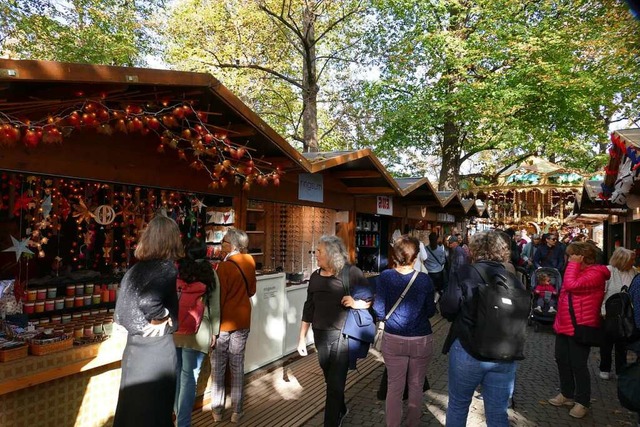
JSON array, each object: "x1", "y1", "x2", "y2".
[
  {"x1": 0, "y1": 334, "x2": 126, "y2": 427},
  {"x1": 0, "y1": 273, "x2": 307, "y2": 427}
]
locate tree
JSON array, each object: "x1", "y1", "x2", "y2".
[
  {"x1": 163, "y1": 0, "x2": 368, "y2": 152},
  {"x1": 356, "y1": 0, "x2": 640, "y2": 189},
  {"x1": 0, "y1": 0, "x2": 163, "y2": 66}
]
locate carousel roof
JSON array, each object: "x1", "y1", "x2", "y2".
[{"x1": 472, "y1": 155, "x2": 586, "y2": 190}]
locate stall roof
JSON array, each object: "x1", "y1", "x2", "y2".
[
  {"x1": 574, "y1": 179, "x2": 627, "y2": 215},
  {"x1": 303, "y1": 149, "x2": 402, "y2": 195},
  {"x1": 394, "y1": 177, "x2": 442, "y2": 207},
  {"x1": 0, "y1": 59, "x2": 313, "y2": 174}
]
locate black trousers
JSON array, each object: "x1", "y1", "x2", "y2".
[
  {"x1": 313, "y1": 329, "x2": 349, "y2": 427},
  {"x1": 599, "y1": 335, "x2": 627, "y2": 374},
  {"x1": 555, "y1": 334, "x2": 591, "y2": 407},
  {"x1": 428, "y1": 270, "x2": 446, "y2": 294}
]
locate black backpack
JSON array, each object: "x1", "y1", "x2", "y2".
[
  {"x1": 604, "y1": 285, "x2": 637, "y2": 342},
  {"x1": 470, "y1": 263, "x2": 530, "y2": 361}
]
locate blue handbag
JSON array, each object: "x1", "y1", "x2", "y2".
[
  {"x1": 343, "y1": 307, "x2": 376, "y2": 343},
  {"x1": 340, "y1": 266, "x2": 375, "y2": 369}
]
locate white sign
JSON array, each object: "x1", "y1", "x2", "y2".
[
  {"x1": 377, "y1": 196, "x2": 393, "y2": 215},
  {"x1": 298, "y1": 174, "x2": 323, "y2": 203}
]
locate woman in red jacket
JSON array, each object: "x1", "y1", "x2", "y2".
[{"x1": 548, "y1": 242, "x2": 610, "y2": 419}]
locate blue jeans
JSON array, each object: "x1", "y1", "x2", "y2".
[
  {"x1": 174, "y1": 347, "x2": 205, "y2": 427},
  {"x1": 446, "y1": 339, "x2": 516, "y2": 427}
]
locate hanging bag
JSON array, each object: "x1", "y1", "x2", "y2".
[
  {"x1": 175, "y1": 279, "x2": 207, "y2": 335},
  {"x1": 373, "y1": 271, "x2": 419, "y2": 352},
  {"x1": 568, "y1": 293, "x2": 604, "y2": 347}
]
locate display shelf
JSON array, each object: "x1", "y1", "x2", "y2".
[
  {"x1": 247, "y1": 201, "x2": 266, "y2": 265},
  {"x1": 27, "y1": 302, "x2": 116, "y2": 320}
]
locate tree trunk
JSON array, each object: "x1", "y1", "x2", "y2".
[
  {"x1": 438, "y1": 118, "x2": 461, "y2": 190},
  {"x1": 302, "y1": 5, "x2": 319, "y2": 152}
]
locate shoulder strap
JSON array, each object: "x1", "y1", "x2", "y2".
[
  {"x1": 426, "y1": 246, "x2": 444, "y2": 266},
  {"x1": 568, "y1": 293, "x2": 579, "y2": 328},
  {"x1": 341, "y1": 265, "x2": 350, "y2": 296},
  {"x1": 384, "y1": 271, "x2": 419, "y2": 321},
  {"x1": 227, "y1": 259, "x2": 250, "y2": 295},
  {"x1": 471, "y1": 263, "x2": 511, "y2": 289}
]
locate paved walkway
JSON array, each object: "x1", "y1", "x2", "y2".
[{"x1": 195, "y1": 314, "x2": 639, "y2": 426}]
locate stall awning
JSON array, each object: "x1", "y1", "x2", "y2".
[
  {"x1": 395, "y1": 177, "x2": 442, "y2": 207},
  {"x1": 0, "y1": 59, "x2": 312, "y2": 193},
  {"x1": 303, "y1": 149, "x2": 402, "y2": 196}
]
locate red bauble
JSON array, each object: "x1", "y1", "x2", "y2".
[{"x1": 23, "y1": 128, "x2": 41, "y2": 148}]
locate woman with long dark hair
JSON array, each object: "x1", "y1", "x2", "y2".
[{"x1": 174, "y1": 238, "x2": 220, "y2": 427}]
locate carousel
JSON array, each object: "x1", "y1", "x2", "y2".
[{"x1": 462, "y1": 156, "x2": 594, "y2": 234}]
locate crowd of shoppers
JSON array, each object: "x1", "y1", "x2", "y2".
[{"x1": 114, "y1": 216, "x2": 639, "y2": 426}]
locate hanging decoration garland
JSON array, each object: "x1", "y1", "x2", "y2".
[
  {"x1": 600, "y1": 132, "x2": 640, "y2": 203},
  {"x1": 0, "y1": 99, "x2": 282, "y2": 190}
]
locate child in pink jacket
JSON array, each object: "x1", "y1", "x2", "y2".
[{"x1": 533, "y1": 272, "x2": 558, "y2": 313}]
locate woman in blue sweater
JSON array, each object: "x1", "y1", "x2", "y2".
[{"x1": 374, "y1": 235, "x2": 436, "y2": 427}]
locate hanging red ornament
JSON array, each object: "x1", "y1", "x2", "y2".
[
  {"x1": 115, "y1": 119, "x2": 127, "y2": 133},
  {"x1": 196, "y1": 111, "x2": 208, "y2": 122},
  {"x1": 82, "y1": 112, "x2": 97, "y2": 127},
  {"x1": 147, "y1": 117, "x2": 161, "y2": 130},
  {"x1": 23, "y1": 128, "x2": 41, "y2": 148},
  {"x1": 67, "y1": 111, "x2": 81, "y2": 127},
  {"x1": 172, "y1": 107, "x2": 185, "y2": 119}
]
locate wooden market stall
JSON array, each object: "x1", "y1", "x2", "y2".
[
  {"x1": 303, "y1": 149, "x2": 403, "y2": 273},
  {"x1": 0, "y1": 59, "x2": 355, "y2": 427}
]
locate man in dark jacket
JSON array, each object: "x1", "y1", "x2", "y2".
[{"x1": 534, "y1": 233, "x2": 564, "y2": 271}]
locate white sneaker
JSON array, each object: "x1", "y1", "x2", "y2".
[
  {"x1": 548, "y1": 307, "x2": 557, "y2": 313},
  {"x1": 534, "y1": 306, "x2": 542, "y2": 313},
  {"x1": 599, "y1": 371, "x2": 610, "y2": 380}
]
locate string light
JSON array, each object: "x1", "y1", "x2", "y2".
[{"x1": 0, "y1": 100, "x2": 283, "y2": 189}]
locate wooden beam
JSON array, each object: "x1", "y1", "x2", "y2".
[
  {"x1": 331, "y1": 170, "x2": 382, "y2": 179},
  {"x1": 347, "y1": 187, "x2": 397, "y2": 195}
]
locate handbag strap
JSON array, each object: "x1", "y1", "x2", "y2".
[
  {"x1": 341, "y1": 265, "x2": 350, "y2": 296},
  {"x1": 426, "y1": 246, "x2": 444, "y2": 266},
  {"x1": 384, "y1": 271, "x2": 419, "y2": 321},
  {"x1": 227, "y1": 259, "x2": 250, "y2": 295},
  {"x1": 568, "y1": 293, "x2": 579, "y2": 329}
]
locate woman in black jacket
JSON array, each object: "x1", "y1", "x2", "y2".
[
  {"x1": 439, "y1": 231, "x2": 527, "y2": 427},
  {"x1": 113, "y1": 214, "x2": 184, "y2": 427}
]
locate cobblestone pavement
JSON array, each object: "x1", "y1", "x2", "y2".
[{"x1": 304, "y1": 315, "x2": 639, "y2": 427}]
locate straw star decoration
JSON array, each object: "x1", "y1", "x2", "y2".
[
  {"x1": 73, "y1": 198, "x2": 96, "y2": 224},
  {"x1": 2, "y1": 235, "x2": 34, "y2": 261},
  {"x1": 191, "y1": 197, "x2": 206, "y2": 211}
]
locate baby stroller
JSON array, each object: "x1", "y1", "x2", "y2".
[{"x1": 528, "y1": 267, "x2": 562, "y2": 332}]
